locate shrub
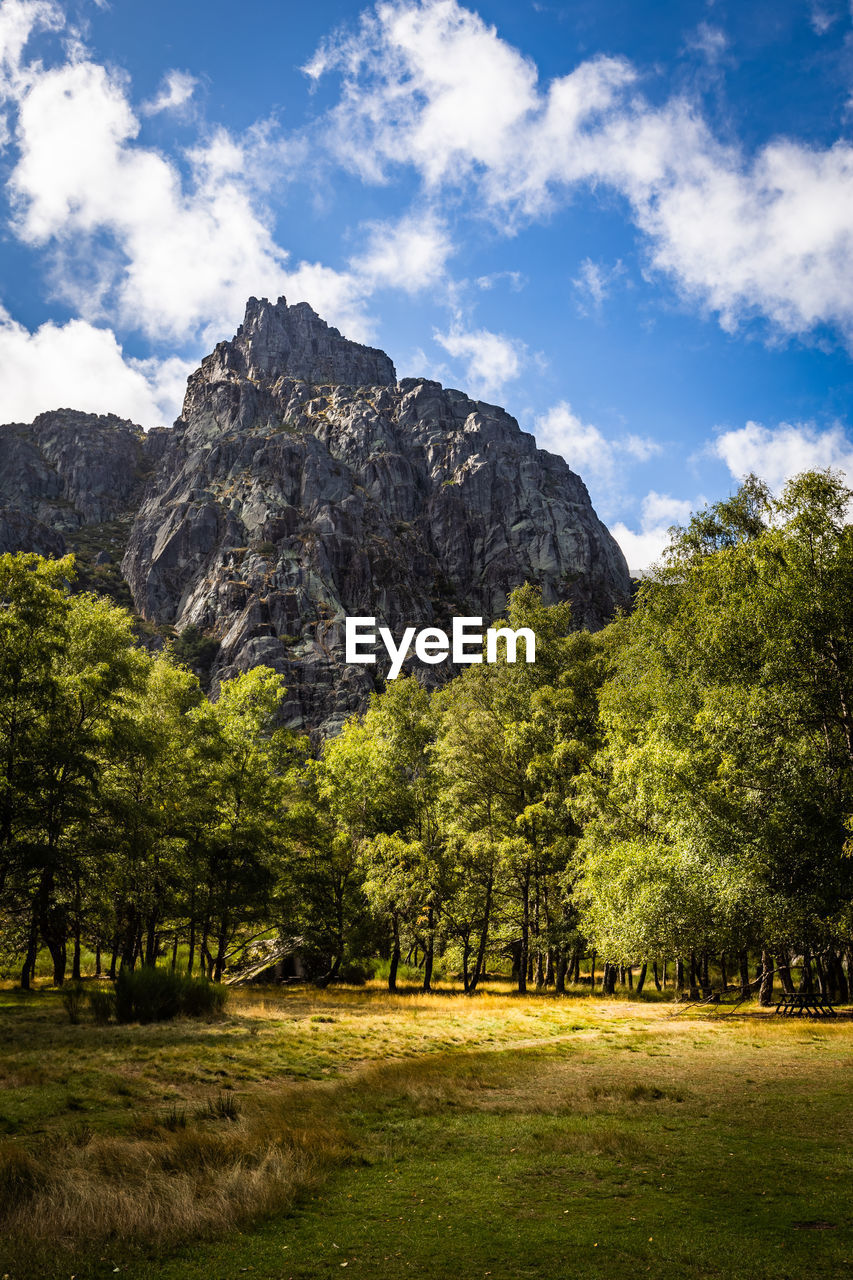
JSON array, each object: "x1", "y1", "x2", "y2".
[
  {"x1": 337, "y1": 960, "x2": 370, "y2": 986},
  {"x1": 60, "y1": 980, "x2": 86, "y2": 1024},
  {"x1": 114, "y1": 967, "x2": 228, "y2": 1024},
  {"x1": 180, "y1": 976, "x2": 228, "y2": 1018},
  {"x1": 88, "y1": 987, "x2": 116, "y2": 1025},
  {"x1": 201, "y1": 1091, "x2": 241, "y2": 1122}
]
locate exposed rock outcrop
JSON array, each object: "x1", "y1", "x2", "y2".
[
  {"x1": 0, "y1": 409, "x2": 147, "y2": 528},
  {"x1": 123, "y1": 298, "x2": 629, "y2": 733},
  {"x1": 1, "y1": 297, "x2": 630, "y2": 735}
]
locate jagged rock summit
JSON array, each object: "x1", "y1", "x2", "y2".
[
  {"x1": 1, "y1": 297, "x2": 631, "y2": 735},
  {"x1": 221, "y1": 296, "x2": 397, "y2": 387}
]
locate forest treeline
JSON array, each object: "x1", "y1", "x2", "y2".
[{"x1": 2, "y1": 470, "x2": 853, "y2": 1003}]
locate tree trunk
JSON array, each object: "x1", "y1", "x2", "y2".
[
  {"x1": 636, "y1": 962, "x2": 647, "y2": 994},
  {"x1": 213, "y1": 911, "x2": 229, "y2": 982},
  {"x1": 590, "y1": 950, "x2": 596, "y2": 990},
  {"x1": 720, "y1": 953, "x2": 728, "y2": 992},
  {"x1": 20, "y1": 913, "x2": 39, "y2": 990},
  {"x1": 199, "y1": 919, "x2": 211, "y2": 979},
  {"x1": 469, "y1": 874, "x2": 493, "y2": 993},
  {"x1": 422, "y1": 907, "x2": 435, "y2": 993},
  {"x1": 72, "y1": 926, "x2": 81, "y2": 982},
  {"x1": 171, "y1": 932, "x2": 179, "y2": 972},
  {"x1": 518, "y1": 870, "x2": 530, "y2": 994},
  {"x1": 72, "y1": 878, "x2": 82, "y2": 981},
  {"x1": 675, "y1": 958, "x2": 685, "y2": 994},
  {"x1": 701, "y1": 952, "x2": 710, "y2": 996},
  {"x1": 776, "y1": 950, "x2": 795, "y2": 995},
  {"x1": 758, "y1": 949, "x2": 774, "y2": 1007},
  {"x1": 814, "y1": 954, "x2": 828, "y2": 999},
  {"x1": 144, "y1": 912, "x2": 158, "y2": 968},
  {"x1": 555, "y1": 950, "x2": 567, "y2": 995},
  {"x1": 833, "y1": 951, "x2": 849, "y2": 1003},
  {"x1": 652, "y1": 961, "x2": 662, "y2": 992},
  {"x1": 739, "y1": 949, "x2": 750, "y2": 998},
  {"x1": 689, "y1": 951, "x2": 700, "y2": 1000},
  {"x1": 388, "y1": 915, "x2": 401, "y2": 993},
  {"x1": 48, "y1": 939, "x2": 66, "y2": 987},
  {"x1": 95, "y1": 942, "x2": 102, "y2": 978},
  {"x1": 800, "y1": 948, "x2": 813, "y2": 993}
]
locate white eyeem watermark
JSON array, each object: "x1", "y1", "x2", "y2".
[{"x1": 345, "y1": 616, "x2": 536, "y2": 680}]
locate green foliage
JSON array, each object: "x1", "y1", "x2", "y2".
[
  {"x1": 171, "y1": 624, "x2": 220, "y2": 683},
  {"x1": 574, "y1": 469, "x2": 853, "y2": 968},
  {"x1": 5, "y1": 491, "x2": 853, "y2": 1006}
]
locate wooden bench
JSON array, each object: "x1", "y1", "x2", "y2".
[{"x1": 774, "y1": 992, "x2": 836, "y2": 1017}]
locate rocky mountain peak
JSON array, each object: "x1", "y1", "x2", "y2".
[
  {"x1": 191, "y1": 296, "x2": 397, "y2": 399},
  {"x1": 0, "y1": 300, "x2": 631, "y2": 736}
]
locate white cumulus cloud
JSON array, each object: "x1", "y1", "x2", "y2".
[
  {"x1": 712, "y1": 419, "x2": 853, "y2": 490},
  {"x1": 0, "y1": 307, "x2": 193, "y2": 426},
  {"x1": 307, "y1": 0, "x2": 853, "y2": 349},
  {"x1": 0, "y1": 2, "x2": 470, "y2": 421},
  {"x1": 610, "y1": 491, "x2": 697, "y2": 572},
  {"x1": 8, "y1": 57, "x2": 293, "y2": 343},
  {"x1": 349, "y1": 211, "x2": 453, "y2": 294},
  {"x1": 534, "y1": 400, "x2": 660, "y2": 485},
  {"x1": 434, "y1": 321, "x2": 525, "y2": 397}
]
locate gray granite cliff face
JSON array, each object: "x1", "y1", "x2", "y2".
[
  {"x1": 0, "y1": 298, "x2": 630, "y2": 734},
  {"x1": 124, "y1": 298, "x2": 630, "y2": 733},
  {"x1": 0, "y1": 409, "x2": 149, "y2": 555},
  {"x1": 203, "y1": 296, "x2": 397, "y2": 389}
]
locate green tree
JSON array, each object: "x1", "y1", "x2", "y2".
[
  {"x1": 319, "y1": 677, "x2": 445, "y2": 991},
  {"x1": 436, "y1": 585, "x2": 598, "y2": 992},
  {"x1": 187, "y1": 666, "x2": 298, "y2": 981},
  {"x1": 575, "y1": 472, "x2": 853, "y2": 1002}
]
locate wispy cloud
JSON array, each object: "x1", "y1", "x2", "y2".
[
  {"x1": 684, "y1": 22, "x2": 729, "y2": 64},
  {"x1": 141, "y1": 69, "x2": 198, "y2": 117},
  {"x1": 572, "y1": 257, "x2": 625, "y2": 316}
]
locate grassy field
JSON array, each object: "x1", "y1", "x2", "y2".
[{"x1": 1, "y1": 982, "x2": 852, "y2": 1279}]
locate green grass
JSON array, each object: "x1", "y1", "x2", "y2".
[{"x1": 1, "y1": 983, "x2": 852, "y2": 1278}]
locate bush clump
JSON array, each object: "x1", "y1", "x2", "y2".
[
  {"x1": 114, "y1": 967, "x2": 228, "y2": 1024},
  {"x1": 60, "y1": 980, "x2": 86, "y2": 1024},
  {"x1": 88, "y1": 987, "x2": 116, "y2": 1024},
  {"x1": 336, "y1": 960, "x2": 370, "y2": 985}
]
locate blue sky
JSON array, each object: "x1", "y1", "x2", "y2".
[{"x1": 2, "y1": 0, "x2": 853, "y2": 566}]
